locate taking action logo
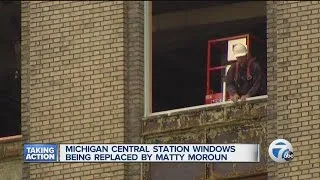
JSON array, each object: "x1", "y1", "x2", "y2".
[{"x1": 268, "y1": 139, "x2": 294, "y2": 163}]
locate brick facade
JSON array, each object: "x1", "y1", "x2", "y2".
[
  {"x1": 22, "y1": 1, "x2": 128, "y2": 179},
  {"x1": 271, "y1": 1, "x2": 320, "y2": 179},
  {"x1": 15, "y1": 1, "x2": 320, "y2": 179}
]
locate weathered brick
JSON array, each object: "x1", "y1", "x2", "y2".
[
  {"x1": 18, "y1": 1, "x2": 320, "y2": 180},
  {"x1": 21, "y1": 1, "x2": 130, "y2": 179},
  {"x1": 272, "y1": 0, "x2": 320, "y2": 179}
]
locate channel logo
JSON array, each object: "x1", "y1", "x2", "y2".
[{"x1": 268, "y1": 139, "x2": 294, "y2": 163}]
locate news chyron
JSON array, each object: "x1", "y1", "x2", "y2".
[{"x1": 23, "y1": 140, "x2": 293, "y2": 163}]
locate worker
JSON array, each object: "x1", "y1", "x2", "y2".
[{"x1": 226, "y1": 43, "x2": 263, "y2": 102}]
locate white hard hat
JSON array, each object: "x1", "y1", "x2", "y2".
[{"x1": 233, "y1": 43, "x2": 248, "y2": 58}]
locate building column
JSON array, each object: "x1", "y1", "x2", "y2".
[{"x1": 124, "y1": 1, "x2": 144, "y2": 180}]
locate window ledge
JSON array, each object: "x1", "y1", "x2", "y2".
[
  {"x1": 0, "y1": 135, "x2": 22, "y2": 143},
  {"x1": 144, "y1": 95, "x2": 268, "y2": 119},
  {"x1": 142, "y1": 95, "x2": 268, "y2": 136},
  {"x1": 0, "y1": 135, "x2": 22, "y2": 160}
]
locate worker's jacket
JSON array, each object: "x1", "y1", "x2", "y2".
[{"x1": 226, "y1": 58, "x2": 263, "y2": 97}]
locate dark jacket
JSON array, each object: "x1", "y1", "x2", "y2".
[{"x1": 226, "y1": 59, "x2": 263, "y2": 97}]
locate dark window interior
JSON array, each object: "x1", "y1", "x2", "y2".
[
  {"x1": 0, "y1": 1, "x2": 21, "y2": 137},
  {"x1": 152, "y1": 1, "x2": 266, "y2": 113}
]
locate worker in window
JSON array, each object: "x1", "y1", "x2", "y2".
[{"x1": 226, "y1": 43, "x2": 263, "y2": 102}]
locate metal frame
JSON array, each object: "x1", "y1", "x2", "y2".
[{"x1": 206, "y1": 34, "x2": 250, "y2": 103}]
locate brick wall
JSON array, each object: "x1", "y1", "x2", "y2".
[
  {"x1": 274, "y1": 1, "x2": 320, "y2": 179},
  {"x1": 22, "y1": 1, "x2": 128, "y2": 179},
  {"x1": 20, "y1": 1, "x2": 320, "y2": 179}
]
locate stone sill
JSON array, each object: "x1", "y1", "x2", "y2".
[
  {"x1": 142, "y1": 95, "x2": 268, "y2": 136},
  {"x1": 0, "y1": 135, "x2": 23, "y2": 160},
  {"x1": 145, "y1": 95, "x2": 268, "y2": 118}
]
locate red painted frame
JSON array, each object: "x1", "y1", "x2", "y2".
[{"x1": 206, "y1": 34, "x2": 250, "y2": 101}]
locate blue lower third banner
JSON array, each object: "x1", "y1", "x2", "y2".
[
  {"x1": 24, "y1": 144, "x2": 58, "y2": 162},
  {"x1": 23, "y1": 144, "x2": 260, "y2": 163}
]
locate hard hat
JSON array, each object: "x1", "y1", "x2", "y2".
[{"x1": 232, "y1": 43, "x2": 248, "y2": 58}]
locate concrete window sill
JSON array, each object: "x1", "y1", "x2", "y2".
[
  {"x1": 142, "y1": 95, "x2": 268, "y2": 136},
  {"x1": 0, "y1": 135, "x2": 23, "y2": 160},
  {"x1": 144, "y1": 95, "x2": 268, "y2": 118}
]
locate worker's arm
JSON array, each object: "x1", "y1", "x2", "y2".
[
  {"x1": 226, "y1": 64, "x2": 238, "y2": 96},
  {"x1": 246, "y1": 63, "x2": 262, "y2": 97}
]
